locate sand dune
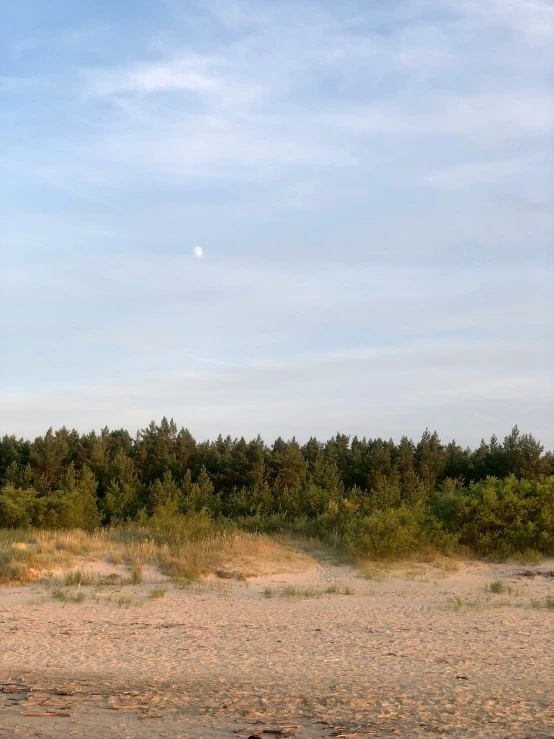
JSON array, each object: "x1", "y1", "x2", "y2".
[{"x1": 1, "y1": 557, "x2": 553, "y2": 738}]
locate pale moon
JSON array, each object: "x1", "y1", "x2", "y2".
[{"x1": 194, "y1": 246, "x2": 203, "y2": 258}]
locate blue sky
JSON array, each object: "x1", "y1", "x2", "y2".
[{"x1": 1, "y1": 0, "x2": 553, "y2": 446}]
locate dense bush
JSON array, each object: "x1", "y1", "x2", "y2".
[
  {"x1": 0, "y1": 420, "x2": 552, "y2": 559},
  {"x1": 429, "y1": 475, "x2": 554, "y2": 558},
  {"x1": 343, "y1": 505, "x2": 457, "y2": 560}
]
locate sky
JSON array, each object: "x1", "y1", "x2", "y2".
[{"x1": 1, "y1": 0, "x2": 553, "y2": 448}]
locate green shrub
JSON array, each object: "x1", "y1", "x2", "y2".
[
  {"x1": 343, "y1": 505, "x2": 455, "y2": 560},
  {"x1": 430, "y1": 476, "x2": 554, "y2": 558}
]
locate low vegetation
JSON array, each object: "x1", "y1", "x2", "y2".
[{"x1": 0, "y1": 525, "x2": 310, "y2": 586}]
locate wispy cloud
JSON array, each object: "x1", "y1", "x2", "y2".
[{"x1": 88, "y1": 55, "x2": 220, "y2": 96}]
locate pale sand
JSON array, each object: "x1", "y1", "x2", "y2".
[{"x1": 1, "y1": 556, "x2": 553, "y2": 738}]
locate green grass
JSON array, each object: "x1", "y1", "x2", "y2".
[
  {"x1": 63, "y1": 570, "x2": 96, "y2": 586},
  {"x1": 280, "y1": 583, "x2": 354, "y2": 599},
  {"x1": 489, "y1": 580, "x2": 518, "y2": 597},
  {"x1": 149, "y1": 586, "x2": 167, "y2": 599},
  {"x1": 282, "y1": 585, "x2": 323, "y2": 599},
  {"x1": 547, "y1": 597, "x2": 554, "y2": 611},
  {"x1": 283, "y1": 585, "x2": 301, "y2": 599},
  {"x1": 51, "y1": 586, "x2": 86, "y2": 603},
  {"x1": 118, "y1": 595, "x2": 132, "y2": 608},
  {"x1": 263, "y1": 586, "x2": 274, "y2": 598},
  {"x1": 98, "y1": 573, "x2": 122, "y2": 586},
  {"x1": 302, "y1": 586, "x2": 321, "y2": 598},
  {"x1": 130, "y1": 568, "x2": 143, "y2": 585}
]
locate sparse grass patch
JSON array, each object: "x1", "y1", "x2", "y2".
[
  {"x1": 263, "y1": 587, "x2": 274, "y2": 598},
  {"x1": 149, "y1": 586, "x2": 167, "y2": 599},
  {"x1": 425, "y1": 557, "x2": 462, "y2": 578},
  {"x1": 282, "y1": 585, "x2": 322, "y2": 599},
  {"x1": 107, "y1": 553, "x2": 125, "y2": 565},
  {"x1": 439, "y1": 558, "x2": 461, "y2": 574},
  {"x1": 359, "y1": 565, "x2": 387, "y2": 582},
  {"x1": 97, "y1": 573, "x2": 121, "y2": 586},
  {"x1": 118, "y1": 595, "x2": 132, "y2": 608},
  {"x1": 302, "y1": 586, "x2": 321, "y2": 598},
  {"x1": 129, "y1": 568, "x2": 143, "y2": 585},
  {"x1": 517, "y1": 549, "x2": 543, "y2": 565},
  {"x1": 447, "y1": 595, "x2": 462, "y2": 611},
  {"x1": 489, "y1": 581, "x2": 518, "y2": 597},
  {"x1": 63, "y1": 570, "x2": 96, "y2": 587},
  {"x1": 547, "y1": 597, "x2": 554, "y2": 611},
  {"x1": 322, "y1": 583, "x2": 355, "y2": 595},
  {"x1": 283, "y1": 585, "x2": 301, "y2": 599},
  {"x1": 51, "y1": 587, "x2": 68, "y2": 602},
  {"x1": 447, "y1": 595, "x2": 483, "y2": 610}
]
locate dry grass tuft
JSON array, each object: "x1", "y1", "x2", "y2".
[
  {"x1": 447, "y1": 595, "x2": 483, "y2": 611},
  {"x1": 0, "y1": 527, "x2": 313, "y2": 586},
  {"x1": 359, "y1": 565, "x2": 388, "y2": 582}
]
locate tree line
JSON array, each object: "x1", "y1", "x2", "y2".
[{"x1": 1, "y1": 420, "x2": 553, "y2": 558}]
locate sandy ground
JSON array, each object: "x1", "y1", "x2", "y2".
[{"x1": 1, "y1": 556, "x2": 553, "y2": 739}]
